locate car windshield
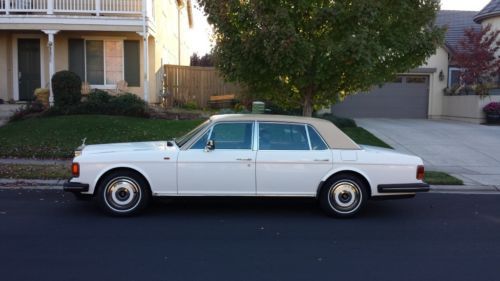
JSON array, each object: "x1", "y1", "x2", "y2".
[{"x1": 175, "y1": 119, "x2": 211, "y2": 147}]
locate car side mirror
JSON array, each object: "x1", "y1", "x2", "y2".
[{"x1": 205, "y1": 140, "x2": 215, "y2": 152}]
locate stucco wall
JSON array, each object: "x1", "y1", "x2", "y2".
[
  {"x1": 0, "y1": 1, "x2": 191, "y2": 103},
  {"x1": 49, "y1": 31, "x2": 148, "y2": 99},
  {"x1": 442, "y1": 95, "x2": 500, "y2": 123},
  {"x1": 421, "y1": 46, "x2": 449, "y2": 118}
]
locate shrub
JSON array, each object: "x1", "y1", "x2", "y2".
[
  {"x1": 182, "y1": 101, "x2": 199, "y2": 110},
  {"x1": 51, "y1": 71, "x2": 82, "y2": 107},
  {"x1": 483, "y1": 102, "x2": 500, "y2": 114},
  {"x1": 108, "y1": 93, "x2": 149, "y2": 117},
  {"x1": 9, "y1": 101, "x2": 45, "y2": 122},
  {"x1": 45, "y1": 92, "x2": 149, "y2": 118},
  {"x1": 318, "y1": 113, "x2": 357, "y2": 128}
]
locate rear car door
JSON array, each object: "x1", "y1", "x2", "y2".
[{"x1": 256, "y1": 122, "x2": 333, "y2": 196}]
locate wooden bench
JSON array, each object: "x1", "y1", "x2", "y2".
[{"x1": 208, "y1": 94, "x2": 236, "y2": 109}]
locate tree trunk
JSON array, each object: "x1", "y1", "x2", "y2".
[{"x1": 302, "y1": 87, "x2": 314, "y2": 117}]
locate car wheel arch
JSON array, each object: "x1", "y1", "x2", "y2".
[
  {"x1": 317, "y1": 170, "x2": 372, "y2": 198},
  {"x1": 93, "y1": 166, "x2": 152, "y2": 196}
]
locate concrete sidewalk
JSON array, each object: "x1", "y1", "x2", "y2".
[
  {"x1": 0, "y1": 104, "x2": 22, "y2": 126},
  {"x1": 356, "y1": 118, "x2": 500, "y2": 189}
]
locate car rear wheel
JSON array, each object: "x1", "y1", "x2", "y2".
[
  {"x1": 319, "y1": 174, "x2": 367, "y2": 218},
  {"x1": 97, "y1": 170, "x2": 151, "y2": 216}
]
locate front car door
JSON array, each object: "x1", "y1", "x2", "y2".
[
  {"x1": 177, "y1": 121, "x2": 256, "y2": 195},
  {"x1": 256, "y1": 122, "x2": 333, "y2": 196}
]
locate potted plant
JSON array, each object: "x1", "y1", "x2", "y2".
[{"x1": 483, "y1": 102, "x2": 500, "y2": 124}]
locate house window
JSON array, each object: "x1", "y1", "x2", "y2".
[
  {"x1": 406, "y1": 76, "x2": 427, "y2": 84},
  {"x1": 69, "y1": 39, "x2": 140, "y2": 88},
  {"x1": 448, "y1": 67, "x2": 461, "y2": 87},
  {"x1": 85, "y1": 40, "x2": 123, "y2": 87}
]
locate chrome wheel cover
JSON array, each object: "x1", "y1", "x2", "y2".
[
  {"x1": 327, "y1": 180, "x2": 362, "y2": 214},
  {"x1": 104, "y1": 177, "x2": 142, "y2": 212}
]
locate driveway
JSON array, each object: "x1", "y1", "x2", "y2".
[{"x1": 355, "y1": 118, "x2": 500, "y2": 187}]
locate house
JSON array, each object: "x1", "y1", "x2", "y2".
[
  {"x1": 0, "y1": 0, "x2": 192, "y2": 104},
  {"x1": 331, "y1": 0, "x2": 500, "y2": 123}
]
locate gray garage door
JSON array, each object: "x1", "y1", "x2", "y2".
[{"x1": 331, "y1": 75, "x2": 429, "y2": 118}]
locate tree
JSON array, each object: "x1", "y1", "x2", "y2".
[
  {"x1": 191, "y1": 53, "x2": 214, "y2": 67},
  {"x1": 190, "y1": 53, "x2": 200, "y2": 66},
  {"x1": 453, "y1": 24, "x2": 500, "y2": 96},
  {"x1": 198, "y1": 0, "x2": 444, "y2": 116}
]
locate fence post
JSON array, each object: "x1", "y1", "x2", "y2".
[{"x1": 5, "y1": 0, "x2": 10, "y2": 14}]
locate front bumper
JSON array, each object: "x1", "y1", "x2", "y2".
[
  {"x1": 377, "y1": 183, "x2": 430, "y2": 194},
  {"x1": 63, "y1": 180, "x2": 89, "y2": 192}
]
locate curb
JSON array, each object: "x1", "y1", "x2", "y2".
[
  {"x1": 0, "y1": 178, "x2": 65, "y2": 189},
  {"x1": 1, "y1": 179, "x2": 499, "y2": 194},
  {"x1": 430, "y1": 185, "x2": 500, "y2": 194},
  {"x1": 0, "y1": 158, "x2": 70, "y2": 165}
]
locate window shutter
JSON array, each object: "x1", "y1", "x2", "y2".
[
  {"x1": 124, "y1": 40, "x2": 140, "y2": 87},
  {"x1": 68, "y1": 39, "x2": 85, "y2": 82}
]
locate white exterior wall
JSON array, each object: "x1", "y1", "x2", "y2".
[
  {"x1": 0, "y1": 32, "x2": 9, "y2": 101},
  {"x1": 421, "y1": 46, "x2": 449, "y2": 119}
]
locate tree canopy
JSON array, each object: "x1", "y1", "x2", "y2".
[
  {"x1": 199, "y1": 0, "x2": 444, "y2": 116},
  {"x1": 453, "y1": 24, "x2": 500, "y2": 96}
]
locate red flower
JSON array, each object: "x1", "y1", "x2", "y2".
[{"x1": 483, "y1": 102, "x2": 500, "y2": 114}]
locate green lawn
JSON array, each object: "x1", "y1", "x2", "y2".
[
  {"x1": 341, "y1": 127, "x2": 392, "y2": 149},
  {"x1": 0, "y1": 115, "x2": 461, "y2": 184},
  {"x1": 424, "y1": 171, "x2": 463, "y2": 185},
  {"x1": 0, "y1": 163, "x2": 71, "y2": 180},
  {"x1": 0, "y1": 115, "x2": 392, "y2": 159},
  {"x1": 0, "y1": 115, "x2": 202, "y2": 159}
]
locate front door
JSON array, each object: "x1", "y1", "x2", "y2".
[
  {"x1": 177, "y1": 122, "x2": 256, "y2": 195},
  {"x1": 18, "y1": 39, "x2": 41, "y2": 101}
]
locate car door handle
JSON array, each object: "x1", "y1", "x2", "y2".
[
  {"x1": 314, "y1": 159, "x2": 330, "y2": 162},
  {"x1": 236, "y1": 158, "x2": 252, "y2": 161}
]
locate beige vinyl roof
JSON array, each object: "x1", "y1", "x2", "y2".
[{"x1": 209, "y1": 114, "x2": 360, "y2": 150}]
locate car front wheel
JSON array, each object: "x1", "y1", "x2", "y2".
[
  {"x1": 97, "y1": 170, "x2": 151, "y2": 216},
  {"x1": 319, "y1": 174, "x2": 367, "y2": 218}
]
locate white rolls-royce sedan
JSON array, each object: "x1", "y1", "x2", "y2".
[{"x1": 63, "y1": 114, "x2": 429, "y2": 217}]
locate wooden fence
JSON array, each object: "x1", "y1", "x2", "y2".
[{"x1": 163, "y1": 64, "x2": 244, "y2": 108}]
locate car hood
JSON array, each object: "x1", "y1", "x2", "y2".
[{"x1": 82, "y1": 141, "x2": 173, "y2": 155}]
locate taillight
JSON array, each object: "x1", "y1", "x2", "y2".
[
  {"x1": 71, "y1": 163, "x2": 80, "y2": 177},
  {"x1": 416, "y1": 165, "x2": 425, "y2": 180}
]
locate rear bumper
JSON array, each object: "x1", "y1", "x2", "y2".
[
  {"x1": 63, "y1": 180, "x2": 89, "y2": 192},
  {"x1": 377, "y1": 183, "x2": 430, "y2": 193}
]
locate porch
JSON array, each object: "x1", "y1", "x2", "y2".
[{"x1": 0, "y1": 0, "x2": 148, "y2": 16}]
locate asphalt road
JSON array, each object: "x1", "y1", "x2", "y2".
[{"x1": 1, "y1": 189, "x2": 499, "y2": 281}]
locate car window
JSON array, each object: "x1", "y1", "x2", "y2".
[
  {"x1": 208, "y1": 122, "x2": 253, "y2": 150},
  {"x1": 176, "y1": 119, "x2": 211, "y2": 147},
  {"x1": 190, "y1": 130, "x2": 210, "y2": 149},
  {"x1": 307, "y1": 125, "x2": 328, "y2": 150},
  {"x1": 259, "y1": 123, "x2": 309, "y2": 150}
]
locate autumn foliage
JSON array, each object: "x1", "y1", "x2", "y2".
[{"x1": 454, "y1": 24, "x2": 500, "y2": 88}]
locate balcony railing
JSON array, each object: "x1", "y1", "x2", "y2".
[{"x1": 0, "y1": 0, "x2": 147, "y2": 16}]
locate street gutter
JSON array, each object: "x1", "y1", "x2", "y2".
[{"x1": 0, "y1": 178, "x2": 499, "y2": 194}]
